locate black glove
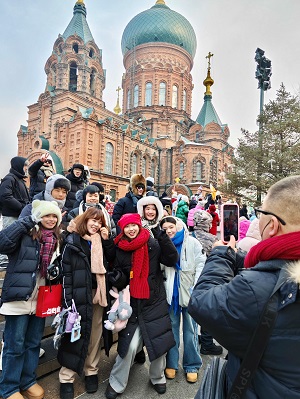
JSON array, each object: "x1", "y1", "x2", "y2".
[{"x1": 107, "y1": 269, "x2": 127, "y2": 290}]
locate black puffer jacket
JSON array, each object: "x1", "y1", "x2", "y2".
[
  {"x1": 0, "y1": 216, "x2": 39, "y2": 303},
  {"x1": 57, "y1": 233, "x2": 115, "y2": 375},
  {"x1": 65, "y1": 173, "x2": 85, "y2": 211},
  {"x1": 188, "y1": 246, "x2": 300, "y2": 399},
  {"x1": 0, "y1": 157, "x2": 30, "y2": 217},
  {"x1": 113, "y1": 232, "x2": 178, "y2": 362},
  {"x1": 112, "y1": 191, "x2": 143, "y2": 234}
]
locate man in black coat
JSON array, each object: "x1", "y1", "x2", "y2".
[
  {"x1": 0, "y1": 156, "x2": 30, "y2": 267},
  {"x1": 65, "y1": 163, "x2": 86, "y2": 211}
]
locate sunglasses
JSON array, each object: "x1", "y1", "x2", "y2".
[{"x1": 254, "y1": 207, "x2": 286, "y2": 225}]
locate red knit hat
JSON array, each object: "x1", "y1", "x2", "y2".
[
  {"x1": 118, "y1": 213, "x2": 142, "y2": 232},
  {"x1": 209, "y1": 204, "x2": 216, "y2": 212}
]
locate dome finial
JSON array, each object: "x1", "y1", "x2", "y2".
[
  {"x1": 76, "y1": 0, "x2": 85, "y2": 4},
  {"x1": 156, "y1": 0, "x2": 166, "y2": 4},
  {"x1": 114, "y1": 86, "x2": 122, "y2": 115},
  {"x1": 203, "y1": 52, "x2": 214, "y2": 96}
]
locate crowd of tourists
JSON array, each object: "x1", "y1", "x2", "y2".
[{"x1": 0, "y1": 153, "x2": 300, "y2": 399}]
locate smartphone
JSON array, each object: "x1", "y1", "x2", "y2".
[{"x1": 220, "y1": 204, "x2": 239, "y2": 242}]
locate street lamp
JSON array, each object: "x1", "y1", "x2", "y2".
[{"x1": 255, "y1": 48, "x2": 272, "y2": 204}]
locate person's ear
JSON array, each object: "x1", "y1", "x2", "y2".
[{"x1": 269, "y1": 216, "x2": 279, "y2": 237}]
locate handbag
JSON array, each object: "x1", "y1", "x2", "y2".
[
  {"x1": 36, "y1": 284, "x2": 62, "y2": 318},
  {"x1": 195, "y1": 269, "x2": 286, "y2": 399}
]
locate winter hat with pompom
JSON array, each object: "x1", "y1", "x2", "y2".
[{"x1": 31, "y1": 199, "x2": 62, "y2": 226}]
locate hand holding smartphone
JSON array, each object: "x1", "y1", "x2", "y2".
[{"x1": 220, "y1": 204, "x2": 239, "y2": 242}]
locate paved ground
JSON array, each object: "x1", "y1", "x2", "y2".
[{"x1": 39, "y1": 339, "x2": 225, "y2": 399}]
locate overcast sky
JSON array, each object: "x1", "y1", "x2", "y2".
[{"x1": 0, "y1": 0, "x2": 299, "y2": 177}]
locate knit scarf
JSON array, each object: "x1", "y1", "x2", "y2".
[
  {"x1": 84, "y1": 233, "x2": 107, "y2": 307},
  {"x1": 171, "y1": 229, "x2": 184, "y2": 315},
  {"x1": 39, "y1": 229, "x2": 57, "y2": 278},
  {"x1": 115, "y1": 228, "x2": 150, "y2": 299},
  {"x1": 141, "y1": 217, "x2": 159, "y2": 238},
  {"x1": 244, "y1": 231, "x2": 300, "y2": 269}
]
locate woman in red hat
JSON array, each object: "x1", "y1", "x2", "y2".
[{"x1": 105, "y1": 213, "x2": 178, "y2": 399}]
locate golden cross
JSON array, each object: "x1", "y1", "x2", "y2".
[
  {"x1": 206, "y1": 52, "x2": 214, "y2": 69},
  {"x1": 174, "y1": 177, "x2": 181, "y2": 184},
  {"x1": 116, "y1": 86, "x2": 121, "y2": 96}
]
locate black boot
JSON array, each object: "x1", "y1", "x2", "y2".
[
  {"x1": 85, "y1": 374, "x2": 98, "y2": 393},
  {"x1": 105, "y1": 383, "x2": 118, "y2": 399},
  {"x1": 60, "y1": 383, "x2": 74, "y2": 399},
  {"x1": 200, "y1": 343, "x2": 223, "y2": 355},
  {"x1": 134, "y1": 348, "x2": 146, "y2": 364}
]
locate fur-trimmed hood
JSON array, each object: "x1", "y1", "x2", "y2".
[
  {"x1": 137, "y1": 196, "x2": 164, "y2": 222},
  {"x1": 129, "y1": 173, "x2": 146, "y2": 196},
  {"x1": 287, "y1": 261, "x2": 300, "y2": 285}
]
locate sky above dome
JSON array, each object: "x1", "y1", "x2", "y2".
[{"x1": 0, "y1": 0, "x2": 299, "y2": 178}]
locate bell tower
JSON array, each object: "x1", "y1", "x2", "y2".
[{"x1": 44, "y1": 0, "x2": 105, "y2": 101}]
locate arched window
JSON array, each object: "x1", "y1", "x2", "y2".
[
  {"x1": 105, "y1": 143, "x2": 114, "y2": 174},
  {"x1": 183, "y1": 89, "x2": 187, "y2": 111},
  {"x1": 133, "y1": 84, "x2": 139, "y2": 108},
  {"x1": 132, "y1": 154, "x2": 137, "y2": 174},
  {"x1": 179, "y1": 162, "x2": 184, "y2": 178},
  {"x1": 90, "y1": 69, "x2": 96, "y2": 95},
  {"x1": 172, "y1": 85, "x2": 178, "y2": 108},
  {"x1": 159, "y1": 82, "x2": 166, "y2": 106},
  {"x1": 151, "y1": 160, "x2": 156, "y2": 177},
  {"x1": 89, "y1": 48, "x2": 94, "y2": 58},
  {"x1": 69, "y1": 62, "x2": 78, "y2": 92},
  {"x1": 196, "y1": 161, "x2": 202, "y2": 181},
  {"x1": 142, "y1": 157, "x2": 146, "y2": 176},
  {"x1": 72, "y1": 43, "x2": 79, "y2": 53},
  {"x1": 145, "y1": 82, "x2": 152, "y2": 106},
  {"x1": 109, "y1": 189, "x2": 116, "y2": 202},
  {"x1": 127, "y1": 89, "x2": 131, "y2": 110}
]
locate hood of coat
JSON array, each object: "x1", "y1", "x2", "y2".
[
  {"x1": 246, "y1": 218, "x2": 261, "y2": 241},
  {"x1": 137, "y1": 195, "x2": 164, "y2": 222},
  {"x1": 10, "y1": 156, "x2": 28, "y2": 178}
]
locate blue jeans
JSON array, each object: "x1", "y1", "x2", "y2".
[
  {"x1": 0, "y1": 314, "x2": 45, "y2": 399},
  {"x1": 166, "y1": 307, "x2": 202, "y2": 373}
]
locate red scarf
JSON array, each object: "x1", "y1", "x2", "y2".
[
  {"x1": 39, "y1": 228, "x2": 57, "y2": 278},
  {"x1": 244, "y1": 231, "x2": 300, "y2": 269},
  {"x1": 115, "y1": 228, "x2": 150, "y2": 299}
]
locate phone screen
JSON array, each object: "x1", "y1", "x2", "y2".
[{"x1": 222, "y1": 204, "x2": 239, "y2": 242}]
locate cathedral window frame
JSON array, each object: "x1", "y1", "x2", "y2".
[
  {"x1": 145, "y1": 82, "x2": 152, "y2": 106},
  {"x1": 159, "y1": 81, "x2": 167, "y2": 106},
  {"x1": 69, "y1": 61, "x2": 78, "y2": 92},
  {"x1": 104, "y1": 142, "x2": 114, "y2": 175},
  {"x1": 72, "y1": 42, "x2": 79, "y2": 54},
  {"x1": 172, "y1": 84, "x2": 178, "y2": 109},
  {"x1": 183, "y1": 88, "x2": 187, "y2": 111},
  {"x1": 133, "y1": 84, "x2": 139, "y2": 108}
]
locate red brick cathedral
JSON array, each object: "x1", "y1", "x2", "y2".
[{"x1": 17, "y1": 0, "x2": 234, "y2": 201}]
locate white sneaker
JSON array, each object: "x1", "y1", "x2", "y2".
[{"x1": 39, "y1": 348, "x2": 45, "y2": 358}]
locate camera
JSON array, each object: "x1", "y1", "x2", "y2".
[{"x1": 47, "y1": 262, "x2": 61, "y2": 281}]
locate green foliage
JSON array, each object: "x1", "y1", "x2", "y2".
[{"x1": 223, "y1": 84, "x2": 300, "y2": 205}]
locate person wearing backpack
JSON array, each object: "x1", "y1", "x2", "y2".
[{"x1": 0, "y1": 156, "x2": 30, "y2": 267}]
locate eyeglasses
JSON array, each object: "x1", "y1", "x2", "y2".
[{"x1": 254, "y1": 208, "x2": 286, "y2": 225}]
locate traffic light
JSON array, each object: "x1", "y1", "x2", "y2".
[{"x1": 255, "y1": 48, "x2": 272, "y2": 91}]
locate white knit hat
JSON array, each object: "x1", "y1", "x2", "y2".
[{"x1": 31, "y1": 200, "x2": 62, "y2": 226}]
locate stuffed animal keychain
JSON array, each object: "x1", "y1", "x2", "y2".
[{"x1": 104, "y1": 285, "x2": 132, "y2": 332}]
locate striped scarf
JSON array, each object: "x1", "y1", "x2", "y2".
[{"x1": 39, "y1": 228, "x2": 57, "y2": 278}]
